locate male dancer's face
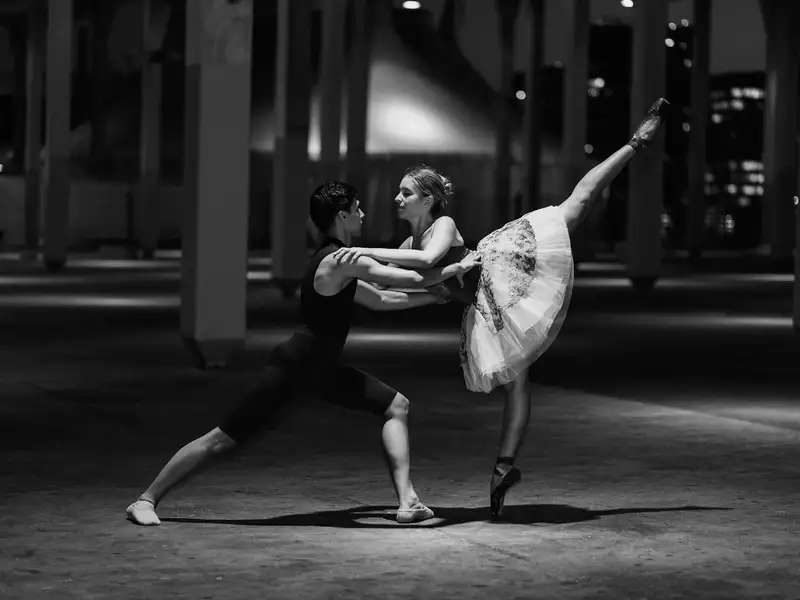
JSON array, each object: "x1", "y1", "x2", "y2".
[{"x1": 342, "y1": 199, "x2": 365, "y2": 238}]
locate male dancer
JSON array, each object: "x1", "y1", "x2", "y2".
[{"x1": 126, "y1": 181, "x2": 479, "y2": 525}]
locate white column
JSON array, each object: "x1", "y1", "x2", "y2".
[{"x1": 181, "y1": 0, "x2": 253, "y2": 368}]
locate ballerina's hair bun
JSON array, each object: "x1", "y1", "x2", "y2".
[{"x1": 405, "y1": 164, "x2": 453, "y2": 217}]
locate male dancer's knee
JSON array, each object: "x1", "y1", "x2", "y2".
[
  {"x1": 384, "y1": 393, "x2": 410, "y2": 421},
  {"x1": 199, "y1": 427, "x2": 238, "y2": 456}
]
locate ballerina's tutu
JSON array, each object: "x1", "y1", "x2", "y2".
[{"x1": 460, "y1": 205, "x2": 574, "y2": 393}]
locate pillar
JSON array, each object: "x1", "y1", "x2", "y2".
[
  {"x1": 761, "y1": 1, "x2": 799, "y2": 260},
  {"x1": 686, "y1": 0, "x2": 710, "y2": 259},
  {"x1": 43, "y1": 0, "x2": 72, "y2": 272},
  {"x1": 345, "y1": 0, "x2": 371, "y2": 219},
  {"x1": 136, "y1": 0, "x2": 162, "y2": 259},
  {"x1": 319, "y1": 0, "x2": 346, "y2": 182},
  {"x1": 272, "y1": 0, "x2": 311, "y2": 292},
  {"x1": 627, "y1": 0, "x2": 667, "y2": 290},
  {"x1": 24, "y1": 0, "x2": 44, "y2": 257},
  {"x1": 561, "y1": 0, "x2": 589, "y2": 204},
  {"x1": 521, "y1": 0, "x2": 544, "y2": 213},
  {"x1": 494, "y1": 0, "x2": 519, "y2": 228},
  {"x1": 181, "y1": 0, "x2": 253, "y2": 368}
]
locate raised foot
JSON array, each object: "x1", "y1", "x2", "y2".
[{"x1": 629, "y1": 97, "x2": 670, "y2": 151}]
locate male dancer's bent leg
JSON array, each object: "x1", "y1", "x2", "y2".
[{"x1": 327, "y1": 366, "x2": 434, "y2": 523}]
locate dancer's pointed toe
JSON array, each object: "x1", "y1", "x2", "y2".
[
  {"x1": 629, "y1": 97, "x2": 670, "y2": 151},
  {"x1": 489, "y1": 466, "x2": 521, "y2": 520}
]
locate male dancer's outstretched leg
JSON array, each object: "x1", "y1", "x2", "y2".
[
  {"x1": 488, "y1": 97, "x2": 669, "y2": 519},
  {"x1": 127, "y1": 380, "x2": 431, "y2": 525}
]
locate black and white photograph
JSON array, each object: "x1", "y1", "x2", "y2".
[{"x1": 0, "y1": 0, "x2": 798, "y2": 598}]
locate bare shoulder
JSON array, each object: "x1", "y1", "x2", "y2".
[{"x1": 314, "y1": 254, "x2": 346, "y2": 296}]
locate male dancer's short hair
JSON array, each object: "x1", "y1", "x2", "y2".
[{"x1": 309, "y1": 181, "x2": 358, "y2": 232}]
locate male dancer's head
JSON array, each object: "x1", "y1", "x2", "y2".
[{"x1": 309, "y1": 181, "x2": 365, "y2": 246}]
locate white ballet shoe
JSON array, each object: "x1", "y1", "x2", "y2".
[
  {"x1": 126, "y1": 499, "x2": 161, "y2": 526},
  {"x1": 396, "y1": 502, "x2": 435, "y2": 524}
]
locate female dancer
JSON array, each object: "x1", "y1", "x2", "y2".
[{"x1": 332, "y1": 98, "x2": 668, "y2": 519}]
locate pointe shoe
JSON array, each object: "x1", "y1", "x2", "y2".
[
  {"x1": 628, "y1": 97, "x2": 670, "y2": 151},
  {"x1": 396, "y1": 502, "x2": 435, "y2": 524},
  {"x1": 489, "y1": 466, "x2": 521, "y2": 520},
  {"x1": 126, "y1": 498, "x2": 161, "y2": 526}
]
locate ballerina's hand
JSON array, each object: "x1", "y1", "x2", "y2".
[
  {"x1": 454, "y1": 252, "x2": 481, "y2": 287},
  {"x1": 332, "y1": 247, "x2": 366, "y2": 265}
]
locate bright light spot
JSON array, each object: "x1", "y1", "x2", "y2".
[
  {"x1": 682, "y1": 122, "x2": 691, "y2": 133},
  {"x1": 590, "y1": 77, "x2": 606, "y2": 88},
  {"x1": 684, "y1": 58, "x2": 693, "y2": 68},
  {"x1": 741, "y1": 160, "x2": 763, "y2": 171},
  {"x1": 588, "y1": 88, "x2": 600, "y2": 97},
  {"x1": 665, "y1": 38, "x2": 675, "y2": 48},
  {"x1": 402, "y1": 1, "x2": 421, "y2": 9},
  {"x1": 668, "y1": 22, "x2": 677, "y2": 30},
  {"x1": 726, "y1": 184, "x2": 737, "y2": 194},
  {"x1": 584, "y1": 143, "x2": 594, "y2": 154},
  {"x1": 711, "y1": 113, "x2": 723, "y2": 124},
  {"x1": 681, "y1": 18, "x2": 690, "y2": 26},
  {"x1": 742, "y1": 185, "x2": 757, "y2": 195},
  {"x1": 0, "y1": 163, "x2": 4, "y2": 173},
  {"x1": 794, "y1": 196, "x2": 799, "y2": 207},
  {"x1": 730, "y1": 99, "x2": 744, "y2": 110},
  {"x1": 738, "y1": 196, "x2": 751, "y2": 208},
  {"x1": 661, "y1": 212, "x2": 672, "y2": 228},
  {"x1": 515, "y1": 89, "x2": 527, "y2": 100},
  {"x1": 620, "y1": 0, "x2": 634, "y2": 7},
  {"x1": 723, "y1": 214, "x2": 735, "y2": 234},
  {"x1": 747, "y1": 173, "x2": 764, "y2": 183},
  {"x1": 755, "y1": 186, "x2": 764, "y2": 195}
]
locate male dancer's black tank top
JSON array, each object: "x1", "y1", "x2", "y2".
[{"x1": 299, "y1": 238, "x2": 356, "y2": 348}]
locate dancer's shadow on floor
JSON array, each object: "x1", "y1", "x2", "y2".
[{"x1": 162, "y1": 504, "x2": 729, "y2": 529}]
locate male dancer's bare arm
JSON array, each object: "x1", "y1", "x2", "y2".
[{"x1": 354, "y1": 281, "x2": 442, "y2": 311}]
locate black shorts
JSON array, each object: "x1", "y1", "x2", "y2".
[{"x1": 219, "y1": 333, "x2": 399, "y2": 443}]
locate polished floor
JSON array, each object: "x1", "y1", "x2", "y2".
[{"x1": 1, "y1": 253, "x2": 798, "y2": 599}]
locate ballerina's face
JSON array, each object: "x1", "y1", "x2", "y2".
[{"x1": 394, "y1": 175, "x2": 432, "y2": 221}]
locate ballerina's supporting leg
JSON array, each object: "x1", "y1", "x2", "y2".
[{"x1": 489, "y1": 371, "x2": 531, "y2": 519}]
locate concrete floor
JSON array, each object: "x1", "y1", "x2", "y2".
[{"x1": 1, "y1": 254, "x2": 799, "y2": 599}]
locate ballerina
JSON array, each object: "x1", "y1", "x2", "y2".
[{"x1": 332, "y1": 98, "x2": 670, "y2": 519}]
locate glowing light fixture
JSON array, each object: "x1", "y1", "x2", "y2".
[
  {"x1": 668, "y1": 22, "x2": 677, "y2": 30},
  {"x1": 620, "y1": 0, "x2": 634, "y2": 7},
  {"x1": 515, "y1": 89, "x2": 527, "y2": 100},
  {"x1": 681, "y1": 18, "x2": 690, "y2": 26},
  {"x1": 584, "y1": 143, "x2": 594, "y2": 154},
  {"x1": 402, "y1": 1, "x2": 421, "y2": 9},
  {"x1": 665, "y1": 38, "x2": 675, "y2": 48}
]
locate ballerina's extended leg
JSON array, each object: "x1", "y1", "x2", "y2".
[{"x1": 559, "y1": 97, "x2": 669, "y2": 233}]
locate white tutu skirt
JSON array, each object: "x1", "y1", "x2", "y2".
[{"x1": 459, "y1": 205, "x2": 574, "y2": 393}]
